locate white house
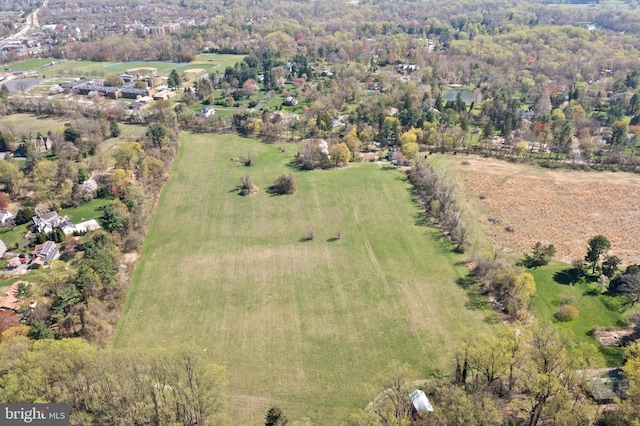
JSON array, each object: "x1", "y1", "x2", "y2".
[
  {"x1": 60, "y1": 220, "x2": 77, "y2": 235},
  {"x1": 0, "y1": 210, "x2": 13, "y2": 224},
  {"x1": 32, "y1": 211, "x2": 61, "y2": 233},
  {"x1": 197, "y1": 107, "x2": 215, "y2": 118}
]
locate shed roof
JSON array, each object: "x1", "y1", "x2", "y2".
[{"x1": 409, "y1": 389, "x2": 433, "y2": 413}]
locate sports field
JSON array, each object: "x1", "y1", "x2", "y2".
[
  {"x1": 2, "y1": 53, "x2": 244, "y2": 77},
  {"x1": 113, "y1": 134, "x2": 491, "y2": 424}
]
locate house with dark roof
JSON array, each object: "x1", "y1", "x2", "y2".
[
  {"x1": 283, "y1": 96, "x2": 299, "y2": 106},
  {"x1": 31, "y1": 240, "x2": 59, "y2": 267},
  {"x1": 60, "y1": 220, "x2": 77, "y2": 235},
  {"x1": 33, "y1": 211, "x2": 61, "y2": 233}
]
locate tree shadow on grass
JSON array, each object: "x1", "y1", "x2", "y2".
[
  {"x1": 553, "y1": 268, "x2": 582, "y2": 285},
  {"x1": 600, "y1": 295, "x2": 632, "y2": 313},
  {"x1": 597, "y1": 345, "x2": 625, "y2": 367},
  {"x1": 265, "y1": 185, "x2": 289, "y2": 197},
  {"x1": 583, "y1": 287, "x2": 601, "y2": 296},
  {"x1": 456, "y1": 276, "x2": 498, "y2": 323},
  {"x1": 414, "y1": 212, "x2": 430, "y2": 227}
]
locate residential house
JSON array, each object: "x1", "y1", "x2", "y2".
[
  {"x1": 0, "y1": 210, "x2": 13, "y2": 225},
  {"x1": 31, "y1": 240, "x2": 59, "y2": 267},
  {"x1": 32, "y1": 211, "x2": 61, "y2": 233},
  {"x1": 283, "y1": 96, "x2": 299, "y2": 106},
  {"x1": 197, "y1": 107, "x2": 216, "y2": 118},
  {"x1": 397, "y1": 64, "x2": 420, "y2": 73},
  {"x1": 59, "y1": 220, "x2": 77, "y2": 235}
]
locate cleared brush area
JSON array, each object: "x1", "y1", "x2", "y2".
[
  {"x1": 113, "y1": 134, "x2": 492, "y2": 424},
  {"x1": 430, "y1": 155, "x2": 640, "y2": 265}
]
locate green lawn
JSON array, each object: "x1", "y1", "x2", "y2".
[
  {"x1": 114, "y1": 134, "x2": 493, "y2": 424},
  {"x1": 0, "y1": 113, "x2": 67, "y2": 135},
  {"x1": 3, "y1": 54, "x2": 245, "y2": 79},
  {"x1": 194, "y1": 53, "x2": 247, "y2": 70},
  {"x1": 529, "y1": 261, "x2": 636, "y2": 366},
  {"x1": 0, "y1": 223, "x2": 29, "y2": 248},
  {"x1": 60, "y1": 198, "x2": 112, "y2": 224},
  {"x1": 0, "y1": 198, "x2": 110, "y2": 250}
]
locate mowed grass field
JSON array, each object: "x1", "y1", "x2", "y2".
[
  {"x1": 113, "y1": 134, "x2": 492, "y2": 424},
  {"x1": 3, "y1": 54, "x2": 244, "y2": 78},
  {"x1": 0, "y1": 113, "x2": 143, "y2": 136}
]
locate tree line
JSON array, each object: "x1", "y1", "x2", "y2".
[{"x1": 0, "y1": 334, "x2": 230, "y2": 425}]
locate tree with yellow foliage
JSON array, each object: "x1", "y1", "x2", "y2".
[
  {"x1": 330, "y1": 142, "x2": 351, "y2": 166},
  {"x1": 111, "y1": 168, "x2": 134, "y2": 198},
  {"x1": 399, "y1": 128, "x2": 419, "y2": 159},
  {"x1": 343, "y1": 126, "x2": 361, "y2": 156}
]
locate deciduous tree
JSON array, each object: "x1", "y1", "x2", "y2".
[{"x1": 330, "y1": 142, "x2": 352, "y2": 166}]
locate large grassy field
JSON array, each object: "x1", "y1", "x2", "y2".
[
  {"x1": 113, "y1": 134, "x2": 492, "y2": 424},
  {"x1": 3, "y1": 54, "x2": 244, "y2": 78},
  {"x1": 0, "y1": 113, "x2": 144, "y2": 140}
]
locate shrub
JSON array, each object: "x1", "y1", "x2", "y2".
[
  {"x1": 557, "y1": 293, "x2": 575, "y2": 305},
  {"x1": 238, "y1": 174, "x2": 258, "y2": 196},
  {"x1": 555, "y1": 304, "x2": 579, "y2": 322},
  {"x1": 270, "y1": 174, "x2": 297, "y2": 195}
]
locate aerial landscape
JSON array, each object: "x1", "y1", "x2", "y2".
[{"x1": 1, "y1": 0, "x2": 640, "y2": 425}]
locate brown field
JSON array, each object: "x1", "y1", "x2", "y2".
[
  {"x1": 432, "y1": 156, "x2": 640, "y2": 265},
  {"x1": 125, "y1": 67, "x2": 157, "y2": 73},
  {"x1": 183, "y1": 68, "x2": 205, "y2": 74}
]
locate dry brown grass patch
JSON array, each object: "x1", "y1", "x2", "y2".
[
  {"x1": 126, "y1": 67, "x2": 157, "y2": 73},
  {"x1": 183, "y1": 68, "x2": 205, "y2": 74},
  {"x1": 443, "y1": 157, "x2": 640, "y2": 265}
]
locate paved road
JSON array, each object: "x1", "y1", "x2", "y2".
[
  {"x1": 2, "y1": 0, "x2": 48, "y2": 43},
  {"x1": 251, "y1": 93, "x2": 271, "y2": 112}
]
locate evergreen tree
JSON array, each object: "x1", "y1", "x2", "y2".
[
  {"x1": 265, "y1": 406, "x2": 287, "y2": 426},
  {"x1": 0, "y1": 84, "x2": 9, "y2": 101},
  {"x1": 585, "y1": 235, "x2": 611, "y2": 274},
  {"x1": 168, "y1": 69, "x2": 181, "y2": 89},
  {"x1": 109, "y1": 120, "x2": 121, "y2": 138}
]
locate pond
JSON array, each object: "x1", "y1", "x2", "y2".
[{"x1": 444, "y1": 89, "x2": 479, "y2": 104}]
